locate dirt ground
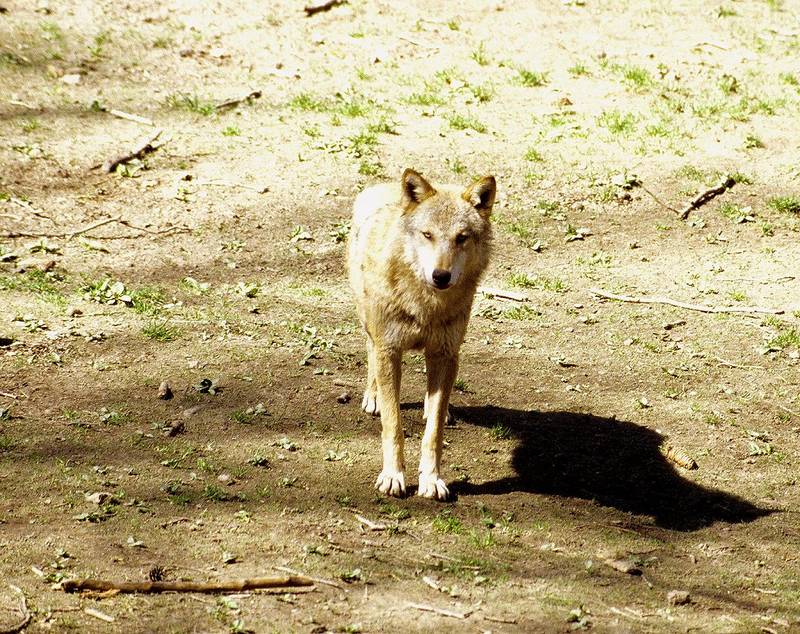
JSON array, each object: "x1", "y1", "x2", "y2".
[{"x1": 2, "y1": 0, "x2": 800, "y2": 632}]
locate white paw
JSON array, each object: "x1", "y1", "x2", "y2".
[
  {"x1": 417, "y1": 473, "x2": 450, "y2": 501},
  {"x1": 362, "y1": 392, "x2": 380, "y2": 416},
  {"x1": 375, "y1": 470, "x2": 406, "y2": 497}
]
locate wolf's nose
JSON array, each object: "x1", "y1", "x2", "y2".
[{"x1": 432, "y1": 269, "x2": 451, "y2": 288}]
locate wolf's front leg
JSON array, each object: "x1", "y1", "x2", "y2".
[
  {"x1": 418, "y1": 352, "x2": 458, "y2": 500},
  {"x1": 373, "y1": 346, "x2": 405, "y2": 496}
]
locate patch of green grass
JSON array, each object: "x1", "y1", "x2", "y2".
[
  {"x1": 201, "y1": 484, "x2": 231, "y2": 502},
  {"x1": 488, "y1": 423, "x2": 511, "y2": 440},
  {"x1": 469, "y1": 83, "x2": 494, "y2": 102},
  {"x1": 448, "y1": 113, "x2": 487, "y2": 133},
  {"x1": 471, "y1": 42, "x2": 491, "y2": 66},
  {"x1": 769, "y1": 328, "x2": 800, "y2": 349},
  {"x1": 729, "y1": 171, "x2": 753, "y2": 184},
  {"x1": 568, "y1": 62, "x2": 589, "y2": 77},
  {"x1": 767, "y1": 196, "x2": 800, "y2": 214},
  {"x1": 21, "y1": 118, "x2": 41, "y2": 133},
  {"x1": 717, "y1": 6, "x2": 738, "y2": 17},
  {"x1": 0, "y1": 269, "x2": 65, "y2": 305},
  {"x1": 447, "y1": 19, "x2": 460, "y2": 31},
  {"x1": 504, "y1": 305, "x2": 542, "y2": 321},
  {"x1": 222, "y1": 125, "x2": 240, "y2": 137},
  {"x1": 0, "y1": 436, "x2": 16, "y2": 452},
  {"x1": 718, "y1": 202, "x2": 750, "y2": 222},
  {"x1": 358, "y1": 159, "x2": 383, "y2": 176},
  {"x1": 453, "y1": 378, "x2": 470, "y2": 392},
  {"x1": 289, "y1": 93, "x2": 329, "y2": 112},
  {"x1": 508, "y1": 272, "x2": 567, "y2": 292},
  {"x1": 130, "y1": 286, "x2": 165, "y2": 316},
  {"x1": 334, "y1": 93, "x2": 374, "y2": 118},
  {"x1": 779, "y1": 72, "x2": 799, "y2": 87},
  {"x1": 432, "y1": 510, "x2": 463, "y2": 534},
  {"x1": 615, "y1": 64, "x2": 653, "y2": 89},
  {"x1": 524, "y1": 147, "x2": 544, "y2": 162},
  {"x1": 446, "y1": 156, "x2": 466, "y2": 174},
  {"x1": 729, "y1": 290, "x2": 748, "y2": 302},
  {"x1": 165, "y1": 93, "x2": 216, "y2": 116},
  {"x1": 141, "y1": 321, "x2": 180, "y2": 342},
  {"x1": 516, "y1": 69, "x2": 549, "y2": 87},
  {"x1": 718, "y1": 73, "x2": 739, "y2": 95},
  {"x1": 348, "y1": 130, "x2": 378, "y2": 157},
  {"x1": 404, "y1": 89, "x2": 446, "y2": 106},
  {"x1": 597, "y1": 109, "x2": 637, "y2": 135},
  {"x1": 744, "y1": 133, "x2": 764, "y2": 149}
]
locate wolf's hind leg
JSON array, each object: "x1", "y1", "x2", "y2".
[{"x1": 361, "y1": 336, "x2": 381, "y2": 415}]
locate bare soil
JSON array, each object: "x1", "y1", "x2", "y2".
[{"x1": 2, "y1": 1, "x2": 800, "y2": 632}]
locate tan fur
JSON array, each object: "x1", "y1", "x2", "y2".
[{"x1": 348, "y1": 168, "x2": 495, "y2": 499}]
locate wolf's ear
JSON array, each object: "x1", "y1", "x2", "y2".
[
  {"x1": 401, "y1": 168, "x2": 435, "y2": 211},
  {"x1": 462, "y1": 176, "x2": 496, "y2": 219}
]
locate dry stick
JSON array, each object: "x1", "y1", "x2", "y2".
[
  {"x1": 84, "y1": 607, "x2": 114, "y2": 623},
  {"x1": 100, "y1": 129, "x2": 165, "y2": 173},
  {"x1": 590, "y1": 288, "x2": 784, "y2": 315},
  {"x1": 62, "y1": 575, "x2": 314, "y2": 594},
  {"x1": 478, "y1": 286, "x2": 528, "y2": 302},
  {"x1": 639, "y1": 184, "x2": 680, "y2": 215},
  {"x1": 407, "y1": 602, "x2": 472, "y2": 620},
  {"x1": 0, "y1": 585, "x2": 31, "y2": 634},
  {"x1": 0, "y1": 391, "x2": 18, "y2": 400},
  {"x1": 777, "y1": 403, "x2": 800, "y2": 419},
  {"x1": 304, "y1": 0, "x2": 345, "y2": 15},
  {"x1": 107, "y1": 109, "x2": 154, "y2": 126},
  {"x1": 355, "y1": 514, "x2": 389, "y2": 531},
  {"x1": 215, "y1": 90, "x2": 262, "y2": 111},
  {"x1": 273, "y1": 565, "x2": 344, "y2": 590},
  {"x1": 678, "y1": 176, "x2": 736, "y2": 220},
  {"x1": 0, "y1": 217, "x2": 188, "y2": 240},
  {"x1": 9, "y1": 196, "x2": 54, "y2": 222}
]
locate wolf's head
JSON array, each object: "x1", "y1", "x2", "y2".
[{"x1": 399, "y1": 168, "x2": 495, "y2": 292}]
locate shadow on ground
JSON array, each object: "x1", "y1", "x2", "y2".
[{"x1": 452, "y1": 406, "x2": 773, "y2": 532}]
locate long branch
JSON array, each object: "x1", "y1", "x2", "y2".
[
  {"x1": 590, "y1": 288, "x2": 784, "y2": 315},
  {"x1": 62, "y1": 575, "x2": 314, "y2": 594}
]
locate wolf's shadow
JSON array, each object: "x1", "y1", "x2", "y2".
[{"x1": 449, "y1": 406, "x2": 771, "y2": 531}]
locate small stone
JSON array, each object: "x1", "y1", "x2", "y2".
[
  {"x1": 165, "y1": 420, "x2": 184, "y2": 437},
  {"x1": 337, "y1": 392, "x2": 351, "y2": 404},
  {"x1": 217, "y1": 473, "x2": 233, "y2": 485},
  {"x1": 667, "y1": 590, "x2": 691, "y2": 606},
  {"x1": 66, "y1": 307, "x2": 83, "y2": 318},
  {"x1": 157, "y1": 381, "x2": 173, "y2": 400}
]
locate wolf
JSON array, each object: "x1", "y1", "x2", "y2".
[{"x1": 348, "y1": 168, "x2": 495, "y2": 500}]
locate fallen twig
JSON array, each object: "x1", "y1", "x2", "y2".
[
  {"x1": 407, "y1": 602, "x2": 472, "y2": 620},
  {"x1": 304, "y1": 0, "x2": 344, "y2": 16},
  {"x1": 478, "y1": 286, "x2": 528, "y2": 302},
  {"x1": 333, "y1": 379, "x2": 359, "y2": 389},
  {"x1": 99, "y1": 130, "x2": 167, "y2": 173},
  {"x1": 274, "y1": 566, "x2": 343, "y2": 590},
  {"x1": 0, "y1": 392, "x2": 18, "y2": 400},
  {"x1": 196, "y1": 179, "x2": 269, "y2": 194},
  {"x1": 62, "y1": 575, "x2": 314, "y2": 594},
  {"x1": 215, "y1": 90, "x2": 262, "y2": 111},
  {"x1": 84, "y1": 607, "x2": 114, "y2": 623},
  {"x1": 355, "y1": 514, "x2": 389, "y2": 531},
  {"x1": 0, "y1": 216, "x2": 189, "y2": 240},
  {"x1": 1, "y1": 585, "x2": 31, "y2": 634},
  {"x1": 639, "y1": 184, "x2": 680, "y2": 215},
  {"x1": 484, "y1": 615, "x2": 518, "y2": 625},
  {"x1": 590, "y1": 288, "x2": 784, "y2": 315},
  {"x1": 678, "y1": 176, "x2": 736, "y2": 220},
  {"x1": 9, "y1": 196, "x2": 54, "y2": 223},
  {"x1": 107, "y1": 109, "x2": 154, "y2": 126},
  {"x1": 777, "y1": 403, "x2": 800, "y2": 419}
]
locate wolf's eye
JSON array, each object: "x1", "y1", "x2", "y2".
[
  {"x1": 421, "y1": 231, "x2": 433, "y2": 240},
  {"x1": 455, "y1": 233, "x2": 468, "y2": 245}
]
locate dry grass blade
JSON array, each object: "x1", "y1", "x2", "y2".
[
  {"x1": 591, "y1": 288, "x2": 784, "y2": 315},
  {"x1": 406, "y1": 602, "x2": 472, "y2": 619}
]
